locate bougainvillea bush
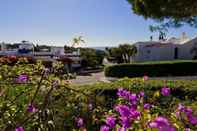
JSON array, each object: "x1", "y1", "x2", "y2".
[
  {"x1": 0, "y1": 59, "x2": 92, "y2": 131},
  {"x1": 0, "y1": 59, "x2": 196, "y2": 131},
  {"x1": 100, "y1": 87, "x2": 197, "y2": 131}
]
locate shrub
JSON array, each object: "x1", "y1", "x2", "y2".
[
  {"x1": 0, "y1": 60, "x2": 82, "y2": 130},
  {"x1": 105, "y1": 60, "x2": 197, "y2": 78},
  {"x1": 72, "y1": 78, "x2": 197, "y2": 100},
  {"x1": 100, "y1": 88, "x2": 197, "y2": 130},
  {"x1": 0, "y1": 56, "x2": 34, "y2": 64},
  {"x1": 0, "y1": 60, "x2": 197, "y2": 130},
  {"x1": 73, "y1": 79, "x2": 197, "y2": 130}
]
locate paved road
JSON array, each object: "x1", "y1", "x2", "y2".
[
  {"x1": 70, "y1": 72, "x2": 197, "y2": 85},
  {"x1": 150, "y1": 76, "x2": 197, "y2": 80},
  {"x1": 70, "y1": 71, "x2": 108, "y2": 85}
]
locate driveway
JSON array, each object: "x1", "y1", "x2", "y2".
[{"x1": 69, "y1": 71, "x2": 108, "y2": 85}]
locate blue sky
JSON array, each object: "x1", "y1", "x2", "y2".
[{"x1": 0, "y1": 0, "x2": 196, "y2": 47}]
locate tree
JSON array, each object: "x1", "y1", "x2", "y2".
[
  {"x1": 64, "y1": 36, "x2": 84, "y2": 53},
  {"x1": 106, "y1": 47, "x2": 124, "y2": 63},
  {"x1": 119, "y1": 44, "x2": 130, "y2": 63},
  {"x1": 72, "y1": 36, "x2": 85, "y2": 47},
  {"x1": 6, "y1": 43, "x2": 20, "y2": 49},
  {"x1": 127, "y1": 0, "x2": 197, "y2": 31},
  {"x1": 80, "y1": 48, "x2": 106, "y2": 68},
  {"x1": 95, "y1": 50, "x2": 107, "y2": 65},
  {"x1": 158, "y1": 31, "x2": 167, "y2": 40},
  {"x1": 119, "y1": 44, "x2": 137, "y2": 63},
  {"x1": 34, "y1": 44, "x2": 51, "y2": 52},
  {"x1": 64, "y1": 45, "x2": 76, "y2": 53},
  {"x1": 107, "y1": 44, "x2": 137, "y2": 63},
  {"x1": 127, "y1": 45, "x2": 137, "y2": 62},
  {"x1": 80, "y1": 48, "x2": 104, "y2": 68}
]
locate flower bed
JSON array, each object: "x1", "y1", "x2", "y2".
[
  {"x1": 0, "y1": 56, "x2": 34, "y2": 64},
  {"x1": 0, "y1": 61, "x2": 196, "y2": 130}
]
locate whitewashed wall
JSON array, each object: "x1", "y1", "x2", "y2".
[
  {"x1": 133, "y1": 42, "x2": 176, "y2": 62},
  {"x1": 131, "y1": 37, "x2": 197, "y2": 62}
]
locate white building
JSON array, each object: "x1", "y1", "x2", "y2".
[
  {"x1": 0, "y1": 41, "x2": 34, "y2": 56},
  {"x1": 18, "y1": 41, "x2": 34, "y2": 50},
  {"x1": 0, "y1": 42, "x2": 8, "y2": 51},
  {"x1": 132, "y1": 33, "x2": 197, "y2": 62},
  {"x1": 51, "y1": 46, "x2": 65, "y2": 56}
]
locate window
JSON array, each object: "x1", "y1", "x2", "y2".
[
  {"x1": 174, "y1": 47, "x2": 178, "y2": 59},
  {"x1": 147, "y1": 50, "x2": 151, "y2": 54}
]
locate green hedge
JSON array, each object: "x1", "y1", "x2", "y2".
[
  {"x1": 105, "y1": 60, "x2": 197, "y2": 78},
  {"x1": 71, "y1": 78, "x2": 197, "y2": 100}
]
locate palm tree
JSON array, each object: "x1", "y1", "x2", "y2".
[
  {"x1": 119, "y1": 44, "x2": 129, "y2": 62},
  {"x1": 119, "y1": 44, "x2": 137, "y2": 63},
  {"x1": 128, "y1": 45, "x2": 137, "y2": 62},
  {"x1": 71, "y1": 36, "x2": 85, "y2": 47}
]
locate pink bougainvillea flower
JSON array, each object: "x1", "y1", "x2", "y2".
[
  {"x1": 144, "y1": 103, "x2": 152, "y2": 110},
  {"x1": 130, "y1": 109, "x2": 141, "y2": 119},
  {"x1": 117, "y1": 88, "x2": 126, "y2": 98},
  {"x1": 149, "y1": 116, "x2": 176, "y2": 131},
  {"x1": 105, "y1": 116, "x2": 116, "y2": 128},
  {"x1": 138, "y1": 91, "x2": 145, "y2": 98},
  {"x1": 148, "y1": 122, "x2": 158, "y2": 128},
  {"x1": 129, "y1": 93, "x2": 138, "y2": 106},
  {"x1": 100, "y1": 125, "x2": 110, "y2": 131},
  {"x1": 184, "y1": 107, "x2": 193, "y2": 116},
  {"x1": 161, "y1": 87, "x2": 171, "y2": 96},
  {"x1": 26, "y1": 103, "x2": 37, "y2": 113},
  {"x1": 15, "y1": 126, "x2": 24, "y2": 131},
  {"x1": 76, "y1": 117, "x2": 84, "y2": 128},
  {"x1": 176, "y1": 103, "x2": 197, "y2": 125},
  {"x1": 185, "y1": 128, "x2": 191, "y2": 131},
  {"x1": 88, "y1": 103, "x2": 93, "y2": 110},
  {"x1": 120, "y1": 117, "x2": 131, "y2": 128},
  {"x1": 117, "y1": 89, "x2": 140, "y2": 106},
  {"x1": 117, "y1": 127, "x2": 126, "y2": 131},
  {"x1": 188, "y1": 115, "x2": 197, "y2": 125},
  {"x1": 16, "y1": 74, "x2": 28, "y2": 83},
  {"x1": 175, "y1": 111, "x2": 181, "y2": 118},
  {"x1": 154, "y1": 116, "x2": 170, "y2": 126},
  {"x1": 143, "y1": 75, "x2": 149, "y2": 81},
  {"x1": 117, "y1": 88, "x2": 130, "y2": 100},
  {"x1": 115, "y1": 104, "x2": 131, "y2": 117},
  {"x1": 177, "y1": 103, "x2": 185, "y2": 111},
  {"x1": 129, "y1": 93, "x2": 137, "y2": 102},
  {"x1": 130, "y1": 104, "x2": 137, "y2": 110}
]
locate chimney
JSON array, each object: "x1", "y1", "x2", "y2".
[{"x1": 181, "y1": 32, "x2": 187, "y2": 40}]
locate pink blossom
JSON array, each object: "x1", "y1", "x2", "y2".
[
  {"x1": 143, "y1": 75, "x2": 149, "y2": 81},
  {"x1": 161, "y1": 87, "x2": 171, "y2": 96},
  {"x1": 76, "y1": 117, "x2": 84, "y2": 127},
  {"x1": 26, "y1": 103, "x2": 37, "y2": 113},
  {"x1": 144, "y1": 103, "x2": 151, "y2": 110},
  {"x1": 105, "y1": 116, "x2": 116, "y2": 128},
  {"x1": 15, "y1": 127, "x2": 24, "y2": 131},
  {"x1": 100, "y1": 125, "x2": 110, "y2": 131},
  {"x1": 188, "y1": 115, "x2": 197, "y2": 125}
]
